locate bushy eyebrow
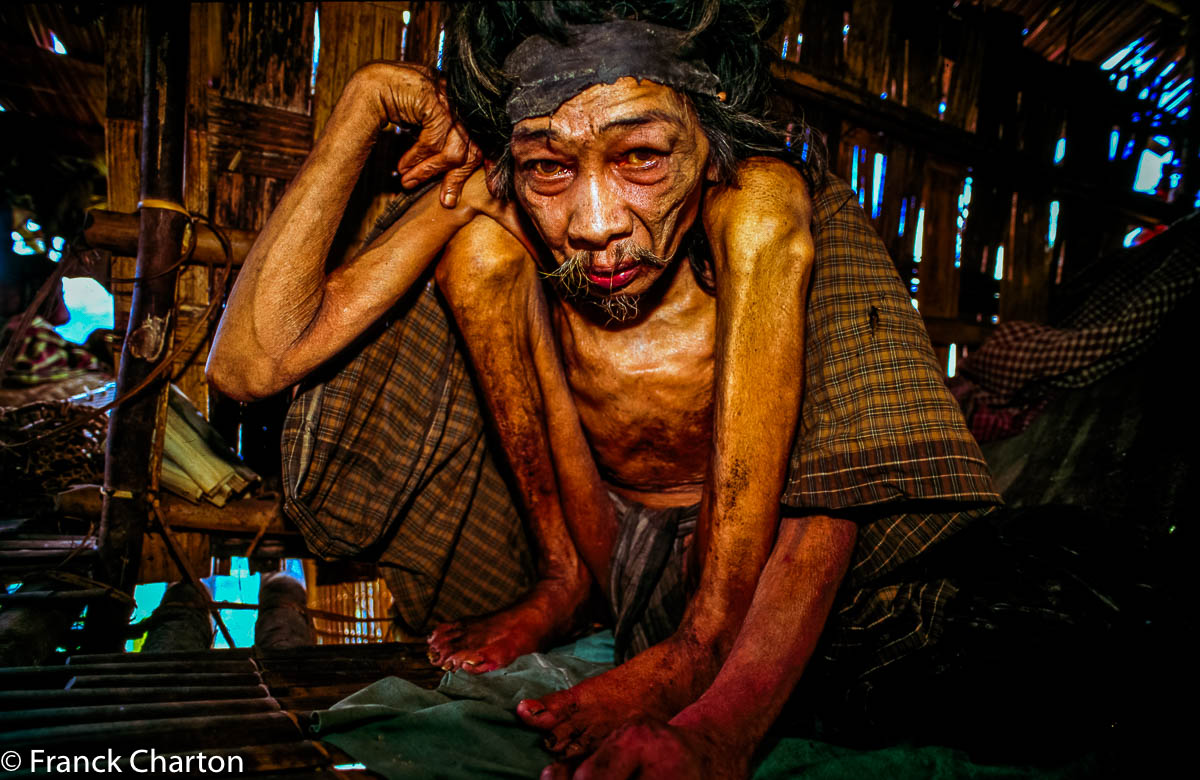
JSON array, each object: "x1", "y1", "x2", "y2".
[
  {"x1": 598, "y1": 109, "x2": 684, "y2": 133},
  {"x1": 511, "y1": 109, "x2": 685, "y2": 146},
  {"x1": 511, "y1": 125, "x2": 563, "y2": 145}
]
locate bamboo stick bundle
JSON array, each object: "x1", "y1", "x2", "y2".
[
  {"x1": 159, "y1": 385, "x2": 259, "y2": 506},
  {"x1": 159, "y1": 456, "x2": 205, "y2": 503}
]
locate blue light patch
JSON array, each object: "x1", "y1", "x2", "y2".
[
  {"x1": 310, "y1": 8, "x2": 321, "y2": 93},
  {"x1": 913, "y1": 207, "x2": 926, "y2": 263},
  {"x1": 1101, "y1": 38, "x2": 1142, "y2": 71},
  {"x1": 1048, "y1": 200, "x2": 1060, "y2": 248},
  {"x1": 50, "y1": 31, "x2": 67, "y2": 55},
  {"x1": 56, "y1": 277, "x2": 115, "y2": 344},
  {"x1": 871, "y1": 153, "x2": 886, "y2": 219},
  {"x1": 1054, "y1": 137, "x2": 1066, "y2": 164},
  {"x1": 1109, "y1": 129, "x2": 1120, "y2": 160},
  {"x1": 1133, "y1": 148, "x2": 1169, "y2": 194}
]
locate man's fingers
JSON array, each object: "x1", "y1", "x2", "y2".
[
  {"x1": 572, "y1": 739, "x2": 640, "y2": 780},
  {"x1": 397, "y1": 120, "x2": 470, "y2": 190},
  {"x1": 441, "y1": 143, "x2": 482, "y2": 208},
  {"x1": 396, "y1": 114, "x2": 453, "y2": 186},
  {"x1": 539, "y1": 761, "x2": 572, "y2": 780},
  {"x1": 404, "y1": 127, "x2": 471, "y2": 190}
]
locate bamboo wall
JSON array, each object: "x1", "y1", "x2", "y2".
[
  {"x1": 768, "y1": 0, "x2": 1188, "y2": 370},
  {"x1": 103, "y1": 2, "x2": 445, "y2": 598}
]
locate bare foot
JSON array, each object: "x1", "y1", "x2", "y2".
[
  {"x1": 516, "y1": 634, "x2": 722, "y2": 758},
  {"x1": 427, "y1": 574, "x2": 587, "y2": 673}
]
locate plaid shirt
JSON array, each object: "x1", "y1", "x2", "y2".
[
  {"x1": 953, "y1": 209, "x2": 1200, "y2": 443},
  {"x1": 284, "y1": 175, "x2": 1000, "y2": 660},
  {"x1": 788, "y1": 176, "x2": 999, "y2": 595}
]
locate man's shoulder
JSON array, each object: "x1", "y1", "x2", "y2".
[{"x1": 701, "y1": 157, "x2": 815, "y2": 268}]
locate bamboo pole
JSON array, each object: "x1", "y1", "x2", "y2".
[{"x1": 90, "y1": 2, "x2": 191, "y2": 652}]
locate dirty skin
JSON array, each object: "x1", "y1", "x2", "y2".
[{"x1": 516, "y1": 630, "x2": 724, "y2": 758}]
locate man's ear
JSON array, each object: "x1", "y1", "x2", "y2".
[
  {"x1": 483, "y1": 157, "x2": 505, "y2": 198},
  {"x1": 704, "y1": 156, "x2": 721, "y2": 183}
]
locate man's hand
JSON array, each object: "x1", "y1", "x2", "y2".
[
  {"x1": 540, "y1": 720, "x2": 743, "y2": 780},
  {"x1": 352, "y1": 62, "x2": 482, "y2": 207}
]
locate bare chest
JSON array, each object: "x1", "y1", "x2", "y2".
[{"x1": 553, "y1": 297, "x2": 716, "y2": 503}]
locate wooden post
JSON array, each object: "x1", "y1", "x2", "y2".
[{"x1": 90, "y1": 3, "x2": 191, "y2": 652}]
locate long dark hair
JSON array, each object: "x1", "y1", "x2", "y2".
[{"x1": 444, "y1": 0, "x2": 827, "y2": 195}]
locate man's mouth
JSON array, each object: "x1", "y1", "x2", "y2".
[{"x1": 585, "y1": 263, "x2": 641, "y2": 290}]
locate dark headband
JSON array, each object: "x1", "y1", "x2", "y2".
[{"x1": 503, "y1": 19, "x2": 722, "y2": 122}]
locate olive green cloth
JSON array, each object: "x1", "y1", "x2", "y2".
[
  {"x1": 310, "y1": 634, "x2": 614, "y2": 779},
  {"x1": 311, "y1": 632, "x2": 1081, "y2": 780}
]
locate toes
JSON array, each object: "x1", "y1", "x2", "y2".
[
  {"x1": 445, "y1": 651, "x2": 485, "y2": 673},
  {"x1": 517, "y1": 697, "x2": 563, "y2": 729}
]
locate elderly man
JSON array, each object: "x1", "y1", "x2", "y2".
[{"x1": 209, "y1": 1, "x2": 998, "y2": 776}]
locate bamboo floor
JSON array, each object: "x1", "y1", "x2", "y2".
[{"x1": 0, "y1": 641, "x2": 445, "y2": 777}]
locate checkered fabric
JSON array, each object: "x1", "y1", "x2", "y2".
[
  {"x1": 953, "y1": 209, "x2": 1200, "y2": 443},
  {"x1": 282, "y1": 280, "x2": 534, "y2": 633},
  {"x1": 786, "y1": 176, "x2": 1000, "y2": 587}
]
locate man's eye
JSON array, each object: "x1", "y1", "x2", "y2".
[
  {"x1": 530, "y1": 160, "x2": 566, "y2": 176},
  {"x1": 623, "y1": 149, "x2": 660, "y2": 167}
]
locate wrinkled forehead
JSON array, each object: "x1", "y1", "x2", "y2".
[{"x1": 510, "y1": 79, "x2": 697, "y2": 149}]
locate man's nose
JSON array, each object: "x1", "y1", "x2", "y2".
[{"x1": 566, "y1": 172, "x2": 632, "y2": 254}]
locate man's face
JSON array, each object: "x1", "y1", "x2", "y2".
[{"x1": 509, "y1": 78, "x2": 710, "y2": 301}]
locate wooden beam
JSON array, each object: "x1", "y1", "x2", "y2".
[{"x1": 83, "y1": 209, "x2": 255, "y2": 267}]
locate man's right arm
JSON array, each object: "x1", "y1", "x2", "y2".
[{"x1": 206, "y1": 63, "x2": 485, "y2": 400}]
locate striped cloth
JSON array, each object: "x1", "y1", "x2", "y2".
[
  {"x1": 282, "y1": 174, "x2": 1000, "y2": 659},
  {"x1": 608, "y1": 492, "x2": 698, "y2": 662},
  {"x1": 1, "y1": 315, "x2": 103, "y2": 385}
]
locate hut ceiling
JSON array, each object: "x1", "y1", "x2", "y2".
[
  {"x1": 978, "y1": 0, "x2": 1190, "y2": 67},
  {"x1": 0, "y1": 4, "x2": 106, "y2": 159}
]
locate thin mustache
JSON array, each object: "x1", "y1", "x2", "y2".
[{"x1": 542, "y1": 242, "x2": 669, "y2": 295}]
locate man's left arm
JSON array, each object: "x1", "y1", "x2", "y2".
[
  {"x1": 569, "y1": 159, "x2": 858, "y2": 778},
  {"x1": 680, "y1": 157, "x2": 817, "y2": 653}
]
